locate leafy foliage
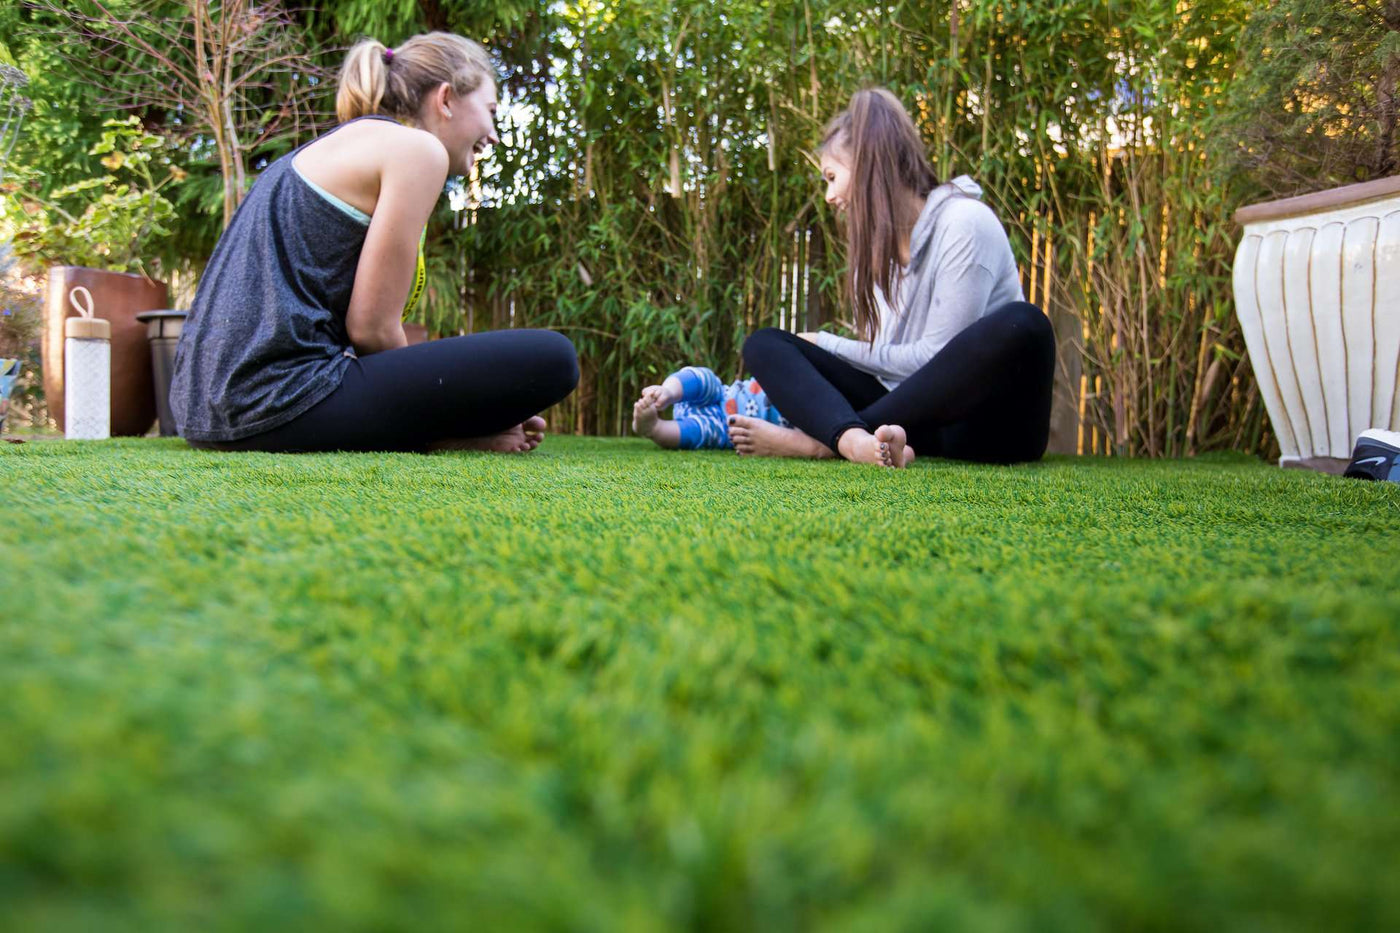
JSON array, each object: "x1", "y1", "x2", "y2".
[
  {"x1": 23, "y1": 0, "x2": 335, "y2": 229},
  {"x1": 2, "y1": 117, "x2": 178, "y2": 274},
  {"x1": 1213, "y1": 0, "x2": 1400, "y2": 199},
  {"x1": 418, "y1": 0, "x2": 1268, "y2": 452},
  {"x1": 4, "y1": 0, "x2": 1384, "y2": 453},
  {"x1": 0, "y1": 5, "x2": 106, "y2": 192}
]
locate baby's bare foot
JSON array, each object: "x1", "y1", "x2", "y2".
[
  {"x1": 728, "y1": 416, "x2": 833, "y2": 459},
  {"x1": 639, "y1": 383, "x2": 678, "y2": 409},
  {"x1": 632, "y1": 397, "x2": 660, "y2": 437}
]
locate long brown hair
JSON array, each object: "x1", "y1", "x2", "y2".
[
  {"x1": 821, "y1": 88, "x2": 939, "y2": 342},
  {"x1": 336, "y1": 32, "x2": 494, "y2": 124}
]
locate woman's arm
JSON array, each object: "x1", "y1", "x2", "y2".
[
  {"x1": 811, "y1": 201, "x2": 1003, "y2": 382},
  {"x1": 812, "y1": 264, "x2": 994, "y2": 381},
  {"x1": 344, "y1": 132, "x2": 449, "y2": 355}
]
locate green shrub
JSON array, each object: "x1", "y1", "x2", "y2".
[
  {"x1": 1213, "y1": 0, "x2": 1400, "y2": 198},
  {"x1": 2, "y1": 116, "x2": 178, "y2": 275}
]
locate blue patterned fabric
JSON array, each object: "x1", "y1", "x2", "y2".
[{"x1": 669, "y1": 366, "x2": 788, "y2": 450}]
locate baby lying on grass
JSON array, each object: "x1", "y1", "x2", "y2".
[
  {"x1": 632, "y1": 365, "x2": 914, "y2": 465},
  {"x1": 631, "y1": 366, "x2": 789, "y2": 451}
]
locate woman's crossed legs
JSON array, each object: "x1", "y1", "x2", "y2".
[
  {"x1": 739, "y1": 301, "x2": 1055, "y2": 466},
  {"x1": 191, "y1": 329, "x2": 579, "y2": 453}
]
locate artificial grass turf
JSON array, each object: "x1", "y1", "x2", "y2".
[{"x1": 1, "y1": 437, "x2": 1398, "y2": 931}]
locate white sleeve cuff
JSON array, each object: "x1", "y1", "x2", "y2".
[{"x1": 814, "y1": 331, "x2": 847, "y2": 356}]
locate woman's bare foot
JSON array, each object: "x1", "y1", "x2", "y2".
[
  {"x1": 835, "y1": 424, "x2": 908, "y2": 468},
  {"x1": 430, "y1": 415, "x2": 546, "y2": 453},
  {"x1": 728, "y1": 416, "x2": 834, "y2": 459}
]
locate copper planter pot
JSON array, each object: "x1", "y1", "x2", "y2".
[{"x1": 43, "y1": 266, "x2": 167, "y2": 436}]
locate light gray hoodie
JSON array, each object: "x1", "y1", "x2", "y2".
[{"x1": 814, "y1": 175, "x2": 1024, "y2": 389}]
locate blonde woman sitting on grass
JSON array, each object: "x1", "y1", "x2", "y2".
[{"x1": 171, "y1": 33, "x2": 578, "y2": 453}]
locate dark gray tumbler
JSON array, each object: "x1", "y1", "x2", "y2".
[{"x1": 136, "y1": 310, "x2": 188, "y2": 437}]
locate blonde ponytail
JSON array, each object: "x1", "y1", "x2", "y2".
[
  {"x1": 336, "y1": 32, "x2": 495, "y2": 125},
  {"x1": 336, "y1": 39, "x2": 390, "y2": 122}
]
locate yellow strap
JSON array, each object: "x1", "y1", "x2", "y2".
[{"x1": 403, "y1": 228, "x2": 427, "y2": 320}]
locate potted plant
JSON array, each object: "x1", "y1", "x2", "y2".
[
  {"x1": 1220, "y1": 0, "x2": 1400, "y2": 471},
  {"x1": 3, "y1": 116, "x2": 180, "y2": 436}
]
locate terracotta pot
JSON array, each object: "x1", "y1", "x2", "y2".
[
  {"x1": 1232, "y1": 175, "x2": 1400, "y2": 472},
  {"x1": 43, "y1": 266, "x2": 167, "y2": 436},
  {"x1": 404, "y1": 322, "x2": 429, "y2": 345}
]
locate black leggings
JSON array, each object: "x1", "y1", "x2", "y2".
[
  {"x1": 191, "y1": 329, "x2": 579, "y2": 452},
  {"x1": 742, "y1": 302, "x2": 1055, "y2": 463}
]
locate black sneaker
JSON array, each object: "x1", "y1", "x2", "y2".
[{"x1": 1344, "y1": 429, "x2": 1400, "y2": 482}]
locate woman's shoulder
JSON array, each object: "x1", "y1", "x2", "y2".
[
  {"x1": 926, "y1": 196, "x2": 1007, "y2": 261},
  {"x1": 939, "y1": 197, "x2": 1015, "y2": 268},
  {"x1": 322, "y1": 119, "x2": 446, "y2": 165},
  {"x1": 937, "y1": 188, "x2": 1004, "y2": 233},
  {"x1": 290, "y1": 119, "x2": 447, "y2": 216},
  {"x1": 910, "y1": 180, "x2": 1014, "y2": 277}
]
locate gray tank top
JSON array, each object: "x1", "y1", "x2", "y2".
[{"x1": 171, "y1": 116, "x2": 398, "y2": 442}]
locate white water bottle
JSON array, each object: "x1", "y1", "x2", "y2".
[{"x1": 64, "y1": 286, "x2": 111, "y2": 440}]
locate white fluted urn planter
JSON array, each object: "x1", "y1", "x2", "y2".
[{"x1": 1232, "y1": 175, "x2": 1400, "y2": 472}]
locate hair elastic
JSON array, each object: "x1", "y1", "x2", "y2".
[{"x1": 383, "y1": 48, "x2": 394, "y2": 64}]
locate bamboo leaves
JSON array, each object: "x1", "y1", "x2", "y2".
[{"x1": 4, "y1": 0, "x2": 1288, "y2": 453}]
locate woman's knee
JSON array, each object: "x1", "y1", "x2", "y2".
[
  {"x1": 534, "y1": 330, "x2": 580, "y2": 399},
  {"x1": 742, "y1": 327, "x2": 792, "y2": 366},
  {"x1": 992, "y1": 302, "x2": 1055, "y2": 360},
  {"x1": 994, "y1": 301, "x2": 1050, "y2": 332}
]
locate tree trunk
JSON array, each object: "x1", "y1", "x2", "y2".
[
  {"x1": 1374, "y1": 39, "x2": 1398, "y2": 178},
  {"x1": 221, "y1": 46, "x2": 247, "y2": 228}
]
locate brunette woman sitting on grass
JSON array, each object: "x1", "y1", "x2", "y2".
[
  {"x1": 171, "y1": 33, "x2": 578, "y2": 453},
  {"x1": 726, "y1": 88, "x2": 1055, "y2": 468}
]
